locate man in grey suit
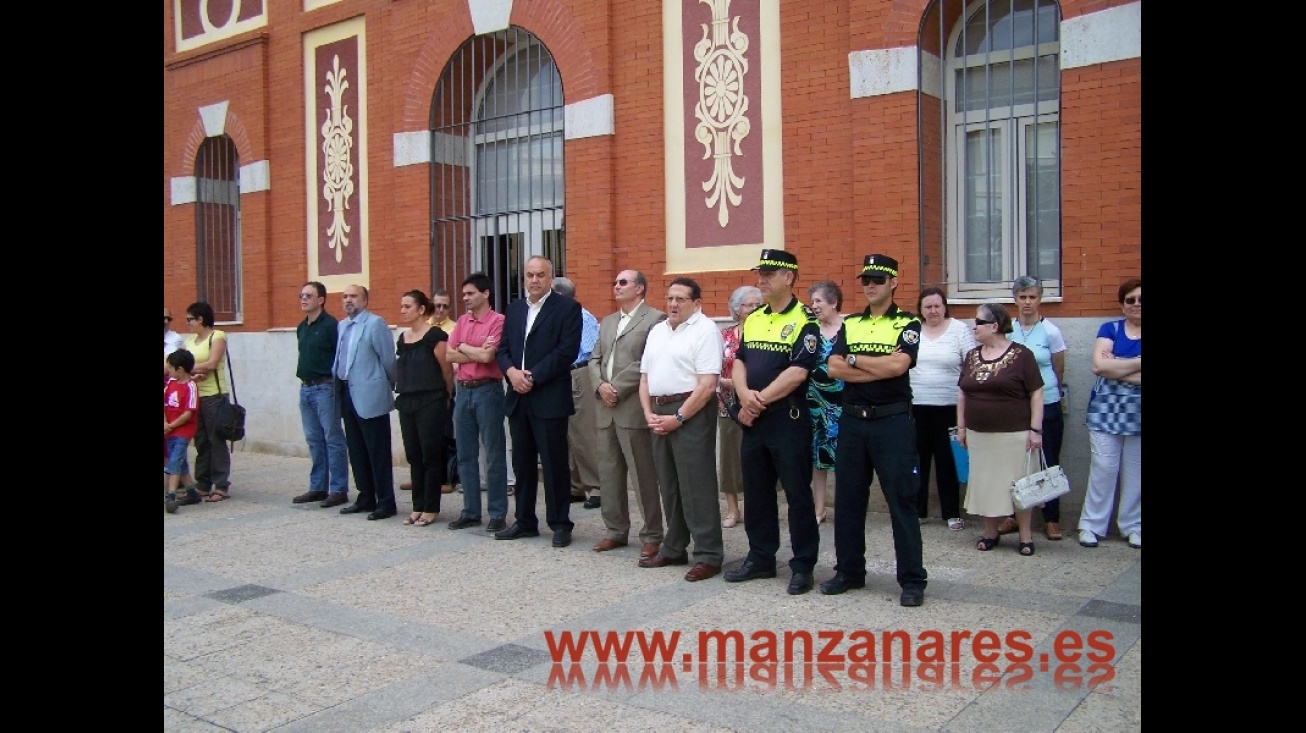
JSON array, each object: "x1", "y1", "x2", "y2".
[
  {"x1": 334, "y1": 284, "x2": 399, "y2": 520},
  {"x1": 589, "y1": 270, "x2": 665, "y2": 559}
]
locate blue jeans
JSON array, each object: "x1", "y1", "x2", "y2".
[
  {"x1": 454, "y1": 381, "x2": 508, "y2": 521},
  {"x1": 300, "y1": 382, "x2": 349, "y2": 495},
  {"x1": 164, "y1": 436, "x2": 191, "y2": 476}
]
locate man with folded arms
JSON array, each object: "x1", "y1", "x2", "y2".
[
  {"x1": 445, "y1": 273, "x2": 509, "y2": 533},
  {"x1": 292, "y1": 281, "x2": 350, "y2": 508},
  {"x1": 590, "y1": 270, "x2": 665, "y2": 560},
  {"x1": 821, "y1": 253, "x2": 928, "y2": 607},
  {"x1": 638, "y1": 277, "x2": 724, "y2": 581}
]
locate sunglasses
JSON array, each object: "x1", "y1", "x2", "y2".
[
  {"x1": 299, "y1": 293, "x2": 318, "y2": 299},
  {"x1": 1124, "y1": 296, "x2": 1141, "y2": 305},
  {"x1": 859, "y1": 275, "x2": 888, "y2": 285},
  {"x1": 613, "y1": 278, "x2": 629, "y2": 286},
  {"x1": 974, "y1": 318, "x2": 995, "y2": 326}
]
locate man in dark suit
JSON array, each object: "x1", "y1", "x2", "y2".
[
  {"x1": 334, "y1": 284, "x2": 399, "y2": 520},
  {"x1": 495, "y1": 256, "x2": 583, "y2": 547},
  {"x1": 589, "y1": 270, "x2": 665, "y2": 559}
]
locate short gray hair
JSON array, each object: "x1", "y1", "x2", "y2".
[
  {"x1": 1011, "y1": 275, "x2": 1042, "y2": 297},
  {"x1": 728, "y1": 285, "x2": 762, "y2": 322},
  {"x1": 551, "y1": 276, "x2": 576, "y2": 298}
]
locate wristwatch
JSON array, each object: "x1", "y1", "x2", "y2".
[
  {"x1": 847, "y1": 354, "x2": 858, "y2": 368},
  {"x1": 674, "y1": 411, "x2": 687, "y2": 424}
]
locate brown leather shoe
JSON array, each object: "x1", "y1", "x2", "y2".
[
  {"x1": 638, "y1": 553, "x2": 688, "y2": 569},
  {"x1": 684, "y1": 563, "x2": 720, "y2": 582},
  {"x1": 1043, "y1": 521, "x2": 1064, "y2": 541},
  {"x1": 997, "y1": 517, "x2": 1019, "y2": 535},
  {"x1": 592, "y1": 538, "x2": 628, "y2": 552},
  {"x1": 400, "y1": 482, "x2": 412, "y2": 491},
  {"x1": 640, "y1": 542, "x2": 660, "y2": 558},
  {"x1": 320, "y1": 493, "x2": 348, "y2": 508}
]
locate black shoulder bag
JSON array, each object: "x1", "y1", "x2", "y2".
[{"x1": 209, "y1": 334, "x2": 247, "y2": 443}]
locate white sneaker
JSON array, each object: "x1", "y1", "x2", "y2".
[
  {"x1": 1078, "y1": 529, "x2": 1099, "y2": 548},
  {"x1": 947, "y1": 517, "x2": 964, "y2": 531},
  {"x1": 1127, "y1": 531, "x2": 1141, "y2": 549}
]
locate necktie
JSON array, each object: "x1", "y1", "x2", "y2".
[{"x1": 336, "y1": 320, "x2": 355, "y2": 379}]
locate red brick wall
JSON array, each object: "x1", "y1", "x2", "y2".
[{"x1": 164, "y1": 0, "x2": 1141, "y2": 328}]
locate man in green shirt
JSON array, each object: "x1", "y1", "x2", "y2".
[{"x1": 293, "y1": 281, "x2": 350, "y2": 507}]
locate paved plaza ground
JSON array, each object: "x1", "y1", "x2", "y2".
[{"x1": 164, "y1": 451, "x2": 1141, "y2": 732}]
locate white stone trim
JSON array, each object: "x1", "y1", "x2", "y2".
[
  {"x1": 239, "y1": 160, "x2": 270, "y2": 193},
  {"x1": 393, "y1": 130, "x2": 431, "y2": 166},
  {"x1": 199, "y1": 101, "x2": 229, "y2": 137},
  {"x1": 1062, "y1": 2, "x2": 1141, "y2": 70},
  {"x1": 849, "y1": 47, "x2": 918, "y2": 99},
  {"x1": 564, "y1": 94, "x2": 614, "y2": 140},
  {"x1": 920, "y1": 50, "x2": 942, "y2": 100},
  {"x1": 469, "y1": 0, "x2": 512, "y2": 36},
  {"x1": 171, "y1": 176, "x2": 197, "y2": 205}
]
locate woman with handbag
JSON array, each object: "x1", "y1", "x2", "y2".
[
  {"x1": 1078, "y1": 279, "x2": 1142, "y2": 549},
  {"x1": 180, "y1": 301, "x2": 233, "y2": 504},
  {"x1": 395, "y1": 290, "x2": 454, "y2": 527},
  {"x1": 956, "y1": 303, "x2": 1044, "y2": 556},
  {"x1": 909, "y1": 287, "x2": 975, "y2": 532},
  {"x1": 716, "y1": 285, "x2": 761, "y2": 528}
]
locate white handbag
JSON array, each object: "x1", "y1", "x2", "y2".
[{"x1": 1011, "y1": 449, "x2": 1069, "y2": 511}]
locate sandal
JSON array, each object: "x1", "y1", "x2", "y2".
[
  {"x1": 816, "y1": 509, "x2": 827, "y2": 524},
  {"x1": 976, "y1": 536, "x2": 1000, "y2": 551},
  {"x1": 1018, "y1": 542, "x2": 1035, "y2": 557},
  {"x1": 203, "y1": 490, "x2": 229, "y2": 502},
  {"x1": 403, "y1": 514, "x2": 421, "y2": 526},
  {"x1": 413, "y1": 514, "x2": 438, "y2": 527},
  {"x1": 721, "y1": 514, "x2": 738, "y2": 528}
]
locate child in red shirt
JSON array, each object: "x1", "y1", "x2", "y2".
[{"x1": 164, "y1": 350, "x2": 200, "y2": 512}]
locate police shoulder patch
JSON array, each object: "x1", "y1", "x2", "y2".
[
  {"x1": 803, "y1": 333, "x2": 819, "y2": 353},
  {"x1": 902, "y1": 330, "x2": 920, "y2": 345},
  {"x1": 801, "y1": 305, "x2": 816, "y2": 320}
]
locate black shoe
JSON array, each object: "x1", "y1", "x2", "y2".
[
  {"x1": 900, "y1": 587, "x2": 925, "y2": 607},
  {"x1": 164, "y1": 494, "x2": 178, "y2": 514},
  {"x1": 339, "y1": 503, "x2": 374, "y2": 515},
  {"x1": 583, "y1": 496, "x2": 602, "y2": 509},
  {"x1": 724, "y1": 560, "x2": 777, "y2": 583},
  {"x1": 177, "y1": 489, "x2": 203, "y2": 507},
  {"x1": 486, "y1": 518, "x2": 507, "y2": 533},
  {"x1": 819, "y1": 572, "x2": 866, "y2": 595},
  {"x1": 448, "y1": 516, "x2": 481, "y2": 530},
  {"x1": 293, "y1": 490, "x2": 328, "y2": 504},
  {"x1": 320, "y1": 493, "x2": 349, "y2": 508},
  {"x1": 787, "y1": 572, "x2": 813, "y2": 595},
  {"x1": 367, "y1": 508, "x2": 397, "y2": 521},
  {"x1": 552, "y1": 529, "x2": 573, "y2": 547},
  {"x1": 569, "y1": 494, "x2": 586, "y2": 503},
  {"x1": 495, "y1": 522, "x2": 540, "y2": 540}
]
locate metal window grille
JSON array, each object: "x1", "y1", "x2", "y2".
[
  {"x1": 196, "y1": 135, "x2": 242, "y2": 322},
  {"x1": 921, "y1": 0, "x2": 1061, "y2": 291},
  {"x1": 430, "y1": 27, "x2": 565, "y2": 314}
]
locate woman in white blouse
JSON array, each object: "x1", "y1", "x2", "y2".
[{"x1": 909, "y1": 288, "x2": 976, "y2": 531}]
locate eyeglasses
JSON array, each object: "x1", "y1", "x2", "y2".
[
  {"x1": 613, "y1": 278, "x2": 629, "y2": 286},
  {"x1": 860, "y1": 275, "x2": 888, "y2": 285},
  {"x1": 1124, "y1": 296, "x2": 1141, "y2": 305},
  {"x1": 298, "y1": 293, "x2": 318, "y2": 299},
  {"x1": 185, "y1": 316, "x2": 198, "y2": 323},
  {"x1": 974, "y1": 318, "x2": 995, "y2": 326}
]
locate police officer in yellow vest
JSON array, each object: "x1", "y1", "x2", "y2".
[
  {"x1": 822, "y1": 253, "x2": 929, "y2": 607},
  {"x1": 724, "y1": 249, "x2": 823, "y2": 595}
]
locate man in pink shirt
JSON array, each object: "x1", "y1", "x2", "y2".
[{"x1": 445, "y1": 273, "x2": 510, "y2": 532}]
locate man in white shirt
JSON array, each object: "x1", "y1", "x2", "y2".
[
  {"x1": 164, "y1": 307, "x2": 186, "y2": 381},
  {"x1": 638, "y1": 277, "x2": 724, "y2": 581}
]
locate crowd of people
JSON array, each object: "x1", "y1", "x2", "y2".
[{"x1": 164, "y1": 255, "x2": 1142, "y2": 606}]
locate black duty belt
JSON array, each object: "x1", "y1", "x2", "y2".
[
  {"x1": 457, "y1": 378, "x2": 498, "y2": 389},
  {"x1": 652, "y1": 392, "x2": 693, "y2": 405},
  {"x1": 301, "y1": 376, "x2": 333, "y2": 387},
  {"x1": 844, "y1": 401, "x2": 910, "y2": 420},
  {"x1": 572, "y1": 361, "x2": 589, "y2": 371}
]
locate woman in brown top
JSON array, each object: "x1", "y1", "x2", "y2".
[{"x1": 956, "y1": 303, "x2": 1044, "y2": 556}]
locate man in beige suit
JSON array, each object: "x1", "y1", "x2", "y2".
[{"x1": 589, "y1": 270, "x2": 666, "y2": 558}]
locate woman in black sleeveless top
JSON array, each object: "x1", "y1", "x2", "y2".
[{"x1": 395, "y1": 290, "x2": 453, "y2": 526}]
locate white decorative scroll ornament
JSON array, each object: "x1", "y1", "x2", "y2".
[
  {"x1": 693, "y1": 0, "x2": 751, "y2": 228},
  {"x1": 321, "y1": 55, "x2": 356, "y2": 263}
]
